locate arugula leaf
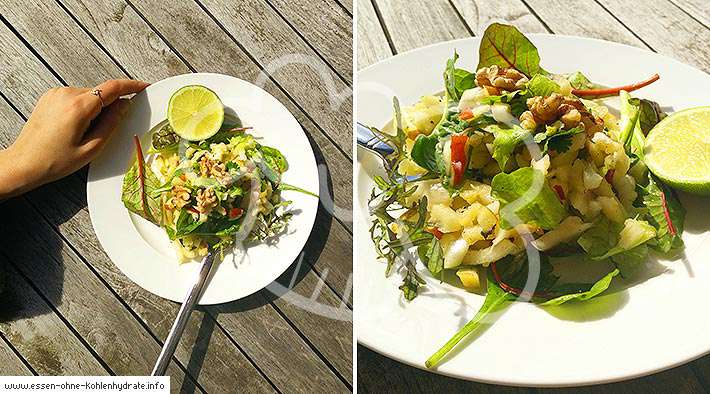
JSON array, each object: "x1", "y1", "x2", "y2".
[
  {"x1": 400, "y1": 267, "x2": 426, "y2": 301},
  {"x1": 418, "y1": 236, "x2": 444, "y2": 277},
  {"x1": 527, "y1": 74, "x2": 560, "y2": 97},
  {"x1": 640, "y1": 175, "x2": 685, "y2": 253},
  {"x1": 426, "y1": 269, "x2": 515, "y2": 368},
  {"x1": 541, "y1": 269, "x2": 619, "y2": 306},
  {"x1": 410, "y1": 133, "x2": 440, "y2": 171},
  {"x1": 477, "y1": 23, "x2": 548, "y2": 78},
  {"x1": 491, "y1": 167, "x2": 568, "y2": 230},
  {"x1": 279, "y1": 182, "x2": 319, "y2": 198},
  {"x1": 487, "y1": 124, "x2": 531, "y2": 171}
]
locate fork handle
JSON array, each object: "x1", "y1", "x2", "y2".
[
  {"x1": 357, "y1": 123, "x2": 395, "y2": 156},
  {"x1": 151, "y1": 251, "x2": 216, "y2": 376}
]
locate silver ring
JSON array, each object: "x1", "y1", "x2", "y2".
[{"x1": 91, "y1": 88, "x2": 104, "y2": 107}]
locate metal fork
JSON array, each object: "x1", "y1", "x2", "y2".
[{"x1": 151, "y1": 250, "x2": 217, "y2": 376}]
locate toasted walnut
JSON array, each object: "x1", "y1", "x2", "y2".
[
  {"x1": 527, "y1": 93, "x2": 563, "y2": 123},
  {"x1": 558, "y1": 104, "x2": 582, "y2": 129},
  {"x1": 165, "y1": 185, "x2": 190, "y2": 210},
  {"x1": 519, "y1": 111, "x2": 537, "y2": 130},
  {"x1": 521, "y1": 94, "x2": 604, "y2": 135},
  {"x1": 196, "y1": 188, "x2": 218, "y2": 214},
  {"x1": 475, "y1": 65, "x2": 528, "y2": 95}
]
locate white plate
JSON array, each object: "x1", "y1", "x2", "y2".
[
  {"x1": 356, "y1": 35, "x2": 710, "y2": 386},
  {"x1": 88, "y1": 73, "x2": 319, "y2": 305}
]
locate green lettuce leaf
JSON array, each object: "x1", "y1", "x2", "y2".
[
  {"x1": 488, "y1": 124, "x2": 531, "y2": 171},
  {"x1": 619, "y1": 91, "x2": 644, "y2": 158},
  {"x1": 541, "y1": 269, "x2": 619, "y2": 306},
  {"x1": 491, "y1": 167, "x2": 568, "y2": 230},
  {"x1": 477, "y1": 23, "x2": 548, "y2": 77},
  {"x1": 425, "y1": 269, "x2": 515, "y2": 368},
  {"x1": 527, "y1": 74, "x2": 560, "y2": 97}
]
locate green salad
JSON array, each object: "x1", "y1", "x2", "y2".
[
  {"x1": 121, "y1": 95, "x2": 304, "y2": 262},
  {"x1": 365, "y1": 23, "x2": 685, "y2": 367}
]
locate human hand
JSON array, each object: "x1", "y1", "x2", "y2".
[{"x1": 0, "y1": 79, "x2": 149, "y2": 199}]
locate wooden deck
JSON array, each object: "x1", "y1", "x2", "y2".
[
  {"x1": 0, "y1": 1, "x2": 353, "y2": 393},
  {"x1": 357, "y1": 0, "x2": 710, "y2": 392}
]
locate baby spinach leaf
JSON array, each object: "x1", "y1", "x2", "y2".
[
  {"x1": 540, "y1": 268, "x2": 619, "y2": 306},
  {"x1": 491, "y1": 167, "x2": 568, "y2": 230},
  {"x1": 577, "y1": 217, "x2": 622, "y2": 257},
  {"x1": 611, "y1": 244, "x2": 649, "y2": 277},
  {"x1": 527, "y1": 74, "x2": 560, "y2": 97},
  {"x1": 640, "y1": 175, "x2": 685, "y2": 253},
  {"x1": 425, "y1": 269, "x2": 515, "y2": 368},
  {"x1": 487, "y1": 124, "x2": 531, "y2": 171},
  {"x1": 174, "y1": 210, "x2": 202, "y2": 237},
  {"x1": 477, "y1": 23, "x2": 548, "y2": 78},
  {"x1": 410, "y1": 133, "x2": 441, "y2": 171}
]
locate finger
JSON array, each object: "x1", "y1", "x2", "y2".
[
  {"x1": 94, "y1": 79, "x2": 150, "y2": 106},
  {"x1": 78, "y1": 99, "x2": 130, "y2": 161},
  {"x1": 76, "y1": 79, "x2": 148, "y2": 120}
]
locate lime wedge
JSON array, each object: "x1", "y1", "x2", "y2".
[
  {"x1": 167, "y1": 85, "x2": 224, "y2": 141},
  {"x1": 645, "y1": 106, "x2": 710, "y2": 195}
]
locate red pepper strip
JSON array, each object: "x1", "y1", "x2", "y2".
[
  {"x1": 553, "y1": 184, "x2": 565, "y2": 201},
  {"x1": 659, "y1": 190, "x2": 677, "y2": 236},
  {"x1": 572, "y1": 74, "x2": 660, "y2": 97},
  {"x1": 229, "y1": 207, "x2": 244, "y2": 219},
  {"x1": 604, "y1": 169, "x2": 615, "y2": 184},
  {"x1": 425, "y1": 226, "x2": 443, "y2": 240},
  {"x1": 490, "y1": 261, "x2": 550, "y2": 299},
  {"x1": 450, "y1": 134, "x2": 468, "y2": 186},
  {"x1": 133, "y1": 135, "x2": 149, "y2": 216},
  {"x1": 459, "y1": 108, "x2": 474, "y2": 120}
]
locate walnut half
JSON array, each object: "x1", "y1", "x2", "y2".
[{"x1": 475, "y1": 65, "x2": 529, "y2": 95}]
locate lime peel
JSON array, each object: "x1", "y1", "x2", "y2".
[{"x1": 167, "y1": 85, "x2": 224, "y2": 141}]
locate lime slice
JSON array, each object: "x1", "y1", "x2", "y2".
[
  {"x1": 645, "y1": 106, "x2": 710, "y2": 195},
  {"x1": 167, "y1": 85, "x2": 224, "y2": 141}
]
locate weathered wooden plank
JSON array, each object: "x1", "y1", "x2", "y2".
[
  {"x1": 449, "y1": 0, "x2": 548, "y2": 34},
  {"x1": 336, "y1": 0, "x2": 352, "y2": 14},
  {"x1": 198, "y1": 0, "x2": 353, "y2": 155},
  {"x1": 0, "y1": 197, "x2": 195, "y2": 389},
  {"x1": 0, "y1": 21, "x2": 279, "y2": 394},
  {"x1": 372, "y1": 0, "x2": 470, "y2": 53},
  {"x1": 128, "y1": 0, "x2": 354, "y2": 227},
  {"x1": 670, "y1": 0, "x2": 709, "y2": 27},
  {"x1": 0, "y1": 259, "x2": 108, "y2": 376},
  {"x1": 523, "y1": 0, "x2": 653, "y2": 48},
  {"x1": 0, "y1": 0, "x2": 124, "y2": 85},
  {"x1": 268, "y1": 0, "x2": 353, "y2": 81},
  {"x1": 541, "y1": 364, "x2": 704, "y2": 394},
  {"x1": 357, "y1": 346, "x2": 528, "y2": 394},
  {"x1": 57, "y1": 0, "x2": 190, "y2": 80},
  {"x1": 356, "y1": 0, "x2": 392, "y2": 69},
  {"x1": 208, "y1": 295, "x2": 350, "y2": 393},
  {"x1": 596, "y1": 0, "x2": 710, "y2": 73},
  {"x1": 270, "y1": 262, "x2": 352, "y2": 381},
  {"x1": 0, "y1": 334, "x2": 32, "y2": 375}
]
